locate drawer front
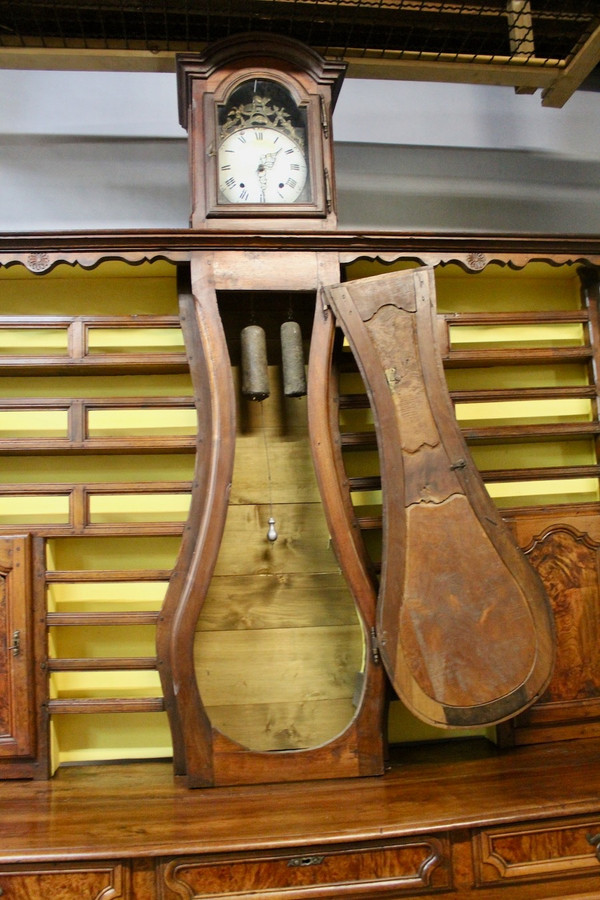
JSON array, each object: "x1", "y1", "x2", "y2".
[
  {"x1": 160, "y1": 836, "x2": 452, "y2": 898},
  {"x1": 474, "y1": 816, "x2": 600, "y2": 885},
  {"x1": 0, "y1": 861, "x2": 127, "y2": 899}
]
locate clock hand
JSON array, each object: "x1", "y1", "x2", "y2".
[
  {"x1": 258, "y1": 149, "x2": 282, "y2": 171},
  {"x1": 256, "y1": 149, "x2": 282, "y2": 201},
  {"x1": 256, "y1": 167, "x2": 267, "y2": 202}
]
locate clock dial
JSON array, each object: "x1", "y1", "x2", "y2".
[{"x1": 218, "y1": 126, "x2": 308, "y2": 204}]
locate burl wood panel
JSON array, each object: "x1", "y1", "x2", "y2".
[
  {"x1": 0, "y1": 862, "x2": 126, "y2": 900},
  {"x1": 160, "y1": 837, "x2": 451, "y2": 898},
  {"x1": 499, "y1": 518, "x2": 600, "y2": 744},
  {"x1": 324, "y1": 267, "x2": 555, "y2": 727},
  {"x1": 526, "y1": 526, "x2": 600, "y2": 703},
  {"x1": 474, "y1": 817, "x2": 600, "y2": 884}
]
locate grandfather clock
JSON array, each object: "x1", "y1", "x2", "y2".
[
  {"x1": 157, "y1": 34, "x2": 389, "y2": 788},
  {"x1": 158, "y1": 33, "x2": 555, "y2": 789}
]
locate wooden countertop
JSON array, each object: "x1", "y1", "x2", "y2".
[{"x1": 1, "y1": 738, "x2": 599, "y2": 864}]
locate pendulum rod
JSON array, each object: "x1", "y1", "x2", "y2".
[{"x1": 261, "y1": 400, "x2": 278, "y2": 543}]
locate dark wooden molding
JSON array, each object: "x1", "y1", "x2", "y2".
[{"x1": 0, "y1": 230, "x2": 599, "y2": 263}]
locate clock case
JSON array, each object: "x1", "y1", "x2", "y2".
[{"x1": 176, "y1": 33, "x2": 346, "y2": 230}]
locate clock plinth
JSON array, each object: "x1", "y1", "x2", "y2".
[{"x1": 176, "y1": 33, "x2": 346, "y2": 230}]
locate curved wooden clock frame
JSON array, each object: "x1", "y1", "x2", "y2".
[{"x1": 156, "y1": 265, "x2": 387, "y2": 788}]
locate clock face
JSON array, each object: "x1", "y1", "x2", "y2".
[{"x1": 218, "y1": 126, "x2": 308, "y2": 205}]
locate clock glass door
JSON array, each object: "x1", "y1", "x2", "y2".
[{"x1": 216, "y1": 79, "x2": 312, "y2": 207}]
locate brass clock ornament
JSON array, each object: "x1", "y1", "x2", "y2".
[{"x1": 177, "y1": 33, "x2": 346, "y2": 229}]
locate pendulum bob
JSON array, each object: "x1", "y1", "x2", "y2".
[
  {"x1": 240, "y1": 324, "x2": 269, "y2": 401},
  {"x1": 266, "y1": 516, "x2": 278, "y2": 542},
  {"x1": 280, "y1": 320, "x2": 307, "y2": 398},
  {"x1": 323, "y1": 266, "x2": 555, "y2": 729}
]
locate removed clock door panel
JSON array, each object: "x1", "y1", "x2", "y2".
[{"x1": 323, "y1": 267, "x2": 555, "y2": 728}]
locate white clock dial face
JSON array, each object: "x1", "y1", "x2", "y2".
[{"x1": 218, "y1": 127, "x2": 308, "y2": 204}]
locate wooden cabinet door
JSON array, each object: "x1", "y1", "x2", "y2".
[{"x1": 0, "y1": 534, "x2": 35, "y2": 760}]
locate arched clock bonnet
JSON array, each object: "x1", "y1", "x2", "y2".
[{"x1": 176, "y1": 32, "x2": 346, "y2": 229}]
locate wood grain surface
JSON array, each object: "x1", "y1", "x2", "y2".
[{"x1": 325, "y1": 267, "x2": 556, "y2": 728}]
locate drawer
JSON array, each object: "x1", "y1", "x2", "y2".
[
  {"x1": 159, "y1": 836, "x2": 452, "y2": 898},
  {"x1": 473, "y1": 816, "x2": 600, "y2": 886},
  {"x1": 0, "y1": 860, "x2": 127, "y2": 899}
]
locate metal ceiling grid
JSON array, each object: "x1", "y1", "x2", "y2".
[{"x1": 0, "y1": 1, "x2": 599, "y2": 106}]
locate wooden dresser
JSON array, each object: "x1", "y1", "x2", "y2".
[{"x1": 0, "y1": 738, "x2": 599, "y2": 898}]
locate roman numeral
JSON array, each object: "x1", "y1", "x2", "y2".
[
  {"x1": 225, "y1": 177, "x2": 236, "y2": 188},
  {"x1": 240, "y1": 189, "x2": 250, "y2": 201},
  {"x1": 286, "y1": 178, "x2": 297, "y2": 189},
  {"x1": 290, "y1": 163, "x2": 300, "y2": 171}
]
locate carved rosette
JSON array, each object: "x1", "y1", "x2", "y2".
[
  {"x1": 466, "y1": 251, "x2": 487, "y2": 271},
  {"x1": 25, "y1": 252, "x2": 52, "y2": 273}
]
